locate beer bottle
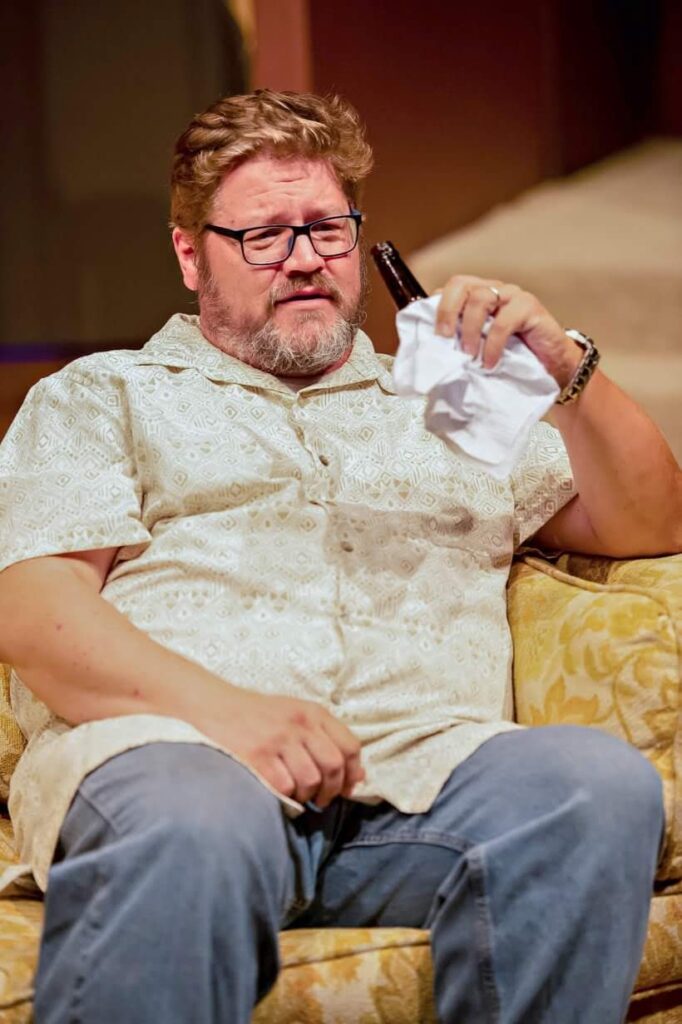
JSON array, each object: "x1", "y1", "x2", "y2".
[{"x1": 370, "y1": 241, "x2": 427, "y2": 309}]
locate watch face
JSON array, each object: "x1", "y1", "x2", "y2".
[{"x1": 566, "y1": 329, "x2": 592, "y2": 351}]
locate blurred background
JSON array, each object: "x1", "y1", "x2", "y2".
[{"x1": 1, "y1": 0, "x2": 681, "y2": 453}]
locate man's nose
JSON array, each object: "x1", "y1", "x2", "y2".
[{"x1": 284, "y1": 233, "x2": 325, "y2": 274}]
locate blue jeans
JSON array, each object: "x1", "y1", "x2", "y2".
[{"x1": 34, "y1": 726, "x2": 664, "y2": 1023}]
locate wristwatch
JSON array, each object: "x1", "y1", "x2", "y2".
[{"x1": 555, "y1": 329, "x2": 601, "y2": 405}]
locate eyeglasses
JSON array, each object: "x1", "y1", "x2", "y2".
[{"x1": 203, "y1": 210, "x2": 363, "y2": 266}]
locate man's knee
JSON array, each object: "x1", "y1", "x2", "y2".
[
  {"x1": 467, "y1": 725, "x2": 664, "y2": 851},
  {"x1": 511, "y1": 725, "x2": 664, "y2": 842},
  {"x1": 40, "y1": 744, "x2": 290, "y2": 1021},
  {"x1": 65, "y1": 742, "x2": 289, "y2": 873}
]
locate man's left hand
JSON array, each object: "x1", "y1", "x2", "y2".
[{"x1": 434, "y1": 274, "x2": 581, "y2": 389}]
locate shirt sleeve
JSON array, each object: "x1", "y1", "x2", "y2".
[
  {"x1": 510, "y1": 420, "x2": 577, "y2": 548},
  {"x1": 0, "y1": 367, "x2": 152, "y2": 572}
]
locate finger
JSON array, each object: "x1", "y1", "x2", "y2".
[
  {"x1": 340, "y1": 771, "x2": 364, "y2": 799},
  {"x1": 434, "y1": 280, "x2": 470, "y2": 337},
  {"x1": 435, "y1": 276, "x2": 504, "y2": 339},
  {"x1": 459, "y1": 284, "x2": 504, "y2": 356},
  {"x1": 258, "y1": 755, "x2": 297, "y2": 800},
  {"x1": 278, "y1": 743, "x2": 323, "y2": 805},
  {"x1": 480, "y1": 293, "x2": 530, "y2": 368},
  {"x1": 302, "y1": 730, "x2": 347, "y2": 808},
  {"x1": 320, "y1": 716, "x2": 365, "y2": 792}
]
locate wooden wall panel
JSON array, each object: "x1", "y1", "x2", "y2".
[
  {"x1": 658, "y1": 0, "x2": 682, "y2": 134},
  {"x1": 307, "y1": 0, "x2": 671, "y2": 353},
  {"x1": 252, "y1": 0, "x2": 312, "y2": 91},
  {"x1": 309, "y1": 0, "x2": 553, "y2": 352}
]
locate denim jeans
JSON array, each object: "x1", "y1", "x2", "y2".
[{"x1": 34, "y1": 725, "x2": 664, "y2": 1024}]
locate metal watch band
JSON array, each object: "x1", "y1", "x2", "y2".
[{"x1": 555, "y1": 329, "x2": 601, "y2": 405}]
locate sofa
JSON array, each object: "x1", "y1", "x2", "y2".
[{"x1": 0, "y1": 549, "x2": 681, "y2": 1023}]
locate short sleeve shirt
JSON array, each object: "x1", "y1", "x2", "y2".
[{"x1": 0, "y1": 314, "x2": 576, "y2": 888}]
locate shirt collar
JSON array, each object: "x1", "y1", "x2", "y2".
[{"x1": 137, "y1": 314, "x2": 396, "y2": 395}]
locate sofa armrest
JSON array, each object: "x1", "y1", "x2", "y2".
[{"x1": 507, "y1": 553, "x2": 682, "y2": 879}]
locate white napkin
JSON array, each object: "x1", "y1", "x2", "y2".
[{"x1": 393, "y1": 294, "x2": 559, "y2": 478}]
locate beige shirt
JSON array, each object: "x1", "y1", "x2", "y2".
[{"x1": 0, "y1": 314, "x2": 576, "y2": 889}]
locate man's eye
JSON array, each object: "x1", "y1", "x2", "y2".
[
  {"x1": 313, "y1": 220, "x2": 345, "y2": 239},
  {"x1": 246, "y1": 227, "x2": 286, "y2": 248}
]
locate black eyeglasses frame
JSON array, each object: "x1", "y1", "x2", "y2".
[{"x1": 203, "y1": 209, "x2": 363, "y2": 266}]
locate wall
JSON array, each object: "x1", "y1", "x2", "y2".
[
  {"x1": 1, "y1": 0, "x2": 679, "y2": 435},
  {"x1": 0, "y1": 0, "x2": 246, "y2": 349},
  {"x1": 657, "y1": 0, "x2": 682, "y2": 134},
  {"x1": 305, "y1": 0, "x2": 667, "y2": 351}
]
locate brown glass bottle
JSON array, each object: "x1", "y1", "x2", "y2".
[{"x1": 370, "y1": 241, "x2": 428, "y2": 310}]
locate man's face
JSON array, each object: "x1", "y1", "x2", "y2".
[{"x1": 173, "y1": 154, "x2": 366, "y2": 376}]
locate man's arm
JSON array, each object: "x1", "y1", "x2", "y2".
[
  {"x1": 534, "y1": 371, "x2": 682, "y2": 556},
  {"x1": 0, "y1": 551, "x2": 364, "y2": 807},
  {"x1": 435, "y1": 275, "x2": 682, "y2": 557}
]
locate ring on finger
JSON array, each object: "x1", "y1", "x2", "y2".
[{"x1": 487, "y1": 285, "x2": 502, "y2": 308}]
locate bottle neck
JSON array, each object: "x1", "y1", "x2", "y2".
[{"x1": 371, "y1": 242, "x2": 428, "y2": 310}]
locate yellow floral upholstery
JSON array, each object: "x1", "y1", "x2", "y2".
[
  {"x1": 252, "y1": 928, "x2": 437, "y2": 1024},
  {"x1": 0, "y1": 552, "x2": 681, "y2": 1022},
  {"x1": 508, "y1": 553, "x2": 682, "y2": 880},
  {"x1": 0, "y1": 665, "x2": 24, "y2": 802},
  {"x1": 0, "y1": 819, "x2": 42, "y2": 1023}
]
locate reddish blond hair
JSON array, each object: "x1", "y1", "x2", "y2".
[{"x1": 170, "y1": 89, "x2": 374, "y2": 236}]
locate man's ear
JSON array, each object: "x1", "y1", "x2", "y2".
[{"x1": 172, "y1": 228, "x2": 200, "y2": 291}]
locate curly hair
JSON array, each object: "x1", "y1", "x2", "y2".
[{"x1": 170, "y1": 89, "x2": 374, "y2": 237}]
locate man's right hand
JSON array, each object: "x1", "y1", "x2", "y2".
[
  {"x1": 0, "y1": 549, "x2": 364, "y2": 811},
  {"x1": 215, "y1": 689, "x2": 365, "y2": 808}
]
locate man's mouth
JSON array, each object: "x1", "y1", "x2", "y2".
[{"x1": 276, "y1": 289, "x2": 334, "y2": 305}]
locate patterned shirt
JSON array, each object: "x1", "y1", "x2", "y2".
[{"x1": 0, "y1": 314, "x2": 576, "y2": 889}]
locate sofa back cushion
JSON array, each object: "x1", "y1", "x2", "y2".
[{"x1": 508, "y1": 554, "x2": 682, "y2": 881}]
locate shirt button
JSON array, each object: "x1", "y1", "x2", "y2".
[
  {"x1": 319, "y1": 454, "x2": 330, "y2": 466},
  {"x1": 340, "y1": 540, "x2": 354, "y2": 552}
]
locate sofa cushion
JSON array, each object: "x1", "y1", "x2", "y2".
[
  {"x1": 0, "y1": 665, "x2": 25, "y2": 801},
  {"x1": 508, "y1": 554, "x2": 682, "y2": 879},
  {"x1": 252, "y1": 928, "x2": 435, "y2": 1024},
  {"x1": 0, "y1": 818, "x2": 41, "y2": 1021}
]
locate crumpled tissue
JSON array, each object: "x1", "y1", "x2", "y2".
[{"x1": 393, "y1": 294, "x2": 559, "y2": 478}]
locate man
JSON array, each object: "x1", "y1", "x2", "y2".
[{"x1": 0, "y1": 89, "x2": 680, "y2": 1023}]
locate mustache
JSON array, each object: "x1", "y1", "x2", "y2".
[{"x1": 269, "y1": 274, "x2": 343, "y2": 309}]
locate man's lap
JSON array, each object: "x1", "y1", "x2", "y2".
[
  {"x1": 37, "y1": 727, "x2": 663, "y2": 1024},
  {"x1": 290, "y1": 725, "x2": 663, "y2": 928},
  {"x1": 53, "y1": 725, "x2": 663, "y2": 933}
]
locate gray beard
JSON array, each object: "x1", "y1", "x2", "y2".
[
  {"x1": 197, "y1": 258, "x2": 368, "y2": 377},
  {"x1": 215, "y1": 308, "x2": 361, "y2": 377}
]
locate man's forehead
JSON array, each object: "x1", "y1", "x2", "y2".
[{"x1": 213, "y1": 154, "x2": 346, "y2": 222}]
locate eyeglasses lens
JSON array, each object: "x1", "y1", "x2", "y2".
[{"x1": 242, "y1": 216, "x2": 358, "y2": 265}]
